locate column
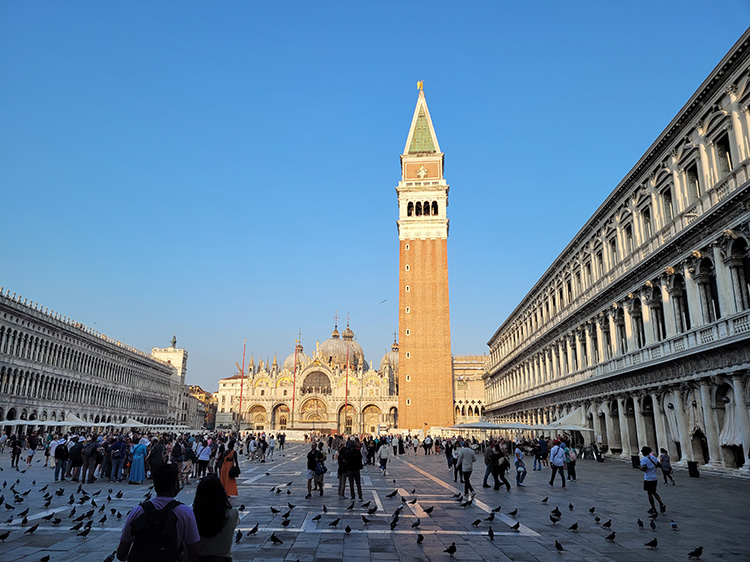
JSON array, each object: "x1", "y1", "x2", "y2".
[
  {"x1": 730, "y1": 375, "x2": 750, "y2": 474},
  {"x1": 671, "y1": 388, "x2": 694, "y2": 465},
  {"x1": 684, "y1": 263, "x2": 703, "y2": 327},
  {"x1": 591, "y1": 401, "x2": 603, "y2": 446},
  {"x1": 608, "y1": 311, "x2": 620, "y2": 356},
  {"x1": 649, "y1": 390, "x2": 673, "y2": 459},
  {"x1": 712, "y1": 245, "x2": 734, "y2": 315},
  {"x1": 641, "y1": 299, "x2": 655, "y2": 346},
  {"x1": 603, "y1": 404, "x2": 619, "y2": 454},
  {"x1": 616, "y1": 396, "x2": 633, "y2": 458},
  {"x1": 698, "y1": 380, "x2": 723, "y2": 468},
  {"x1": 632, "y1": 394, "x2": 649, "y2": 450}
]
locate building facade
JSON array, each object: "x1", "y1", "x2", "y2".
[
  {"x1": 0, "y1": 289, "x2": 174, "y2": 434},
  {"x1": 453, "y1": 355, "x2": 488, "y2": 425},
  {"x1": 215, "y1": 323, "x2": 399, "y2": 434},
  {"x1": 152, "y1": 339, "x2": 190, "y2": 426},
  {"x1": 484, "y1": 31, "x2": 750, "y2": 475},
  {"x1": 189, "y1": 384, "x2": 216, "y2": 428},
  {"x1": 397, "y1": 85, "x2": 454, "y2": 431}
]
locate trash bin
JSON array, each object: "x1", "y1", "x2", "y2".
[
  {"x1": 631, "y1": 455, "x2": 640, "y2": 469},
  {"x1": 687, "y1": 461, "x2": 700, "y2": 478}
]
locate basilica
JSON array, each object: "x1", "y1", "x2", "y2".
[{"x1": 215, "y1": 321, "x2": 486, "y2": 435}]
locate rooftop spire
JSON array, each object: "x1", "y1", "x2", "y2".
[{"x1": 404, "y1": 84, "x2": 440, "y2": 155}]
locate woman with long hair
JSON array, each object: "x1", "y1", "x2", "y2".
[
  {"x1": 219, "y1": 439, "x2": 239, "y2": 497},
  {"x1": 193, "y1": 473, "x2": 239, "y2": 562}
]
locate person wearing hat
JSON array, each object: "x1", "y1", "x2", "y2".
[{"x1": 639, "y1": 446, "x2": 666, "y2": 515}]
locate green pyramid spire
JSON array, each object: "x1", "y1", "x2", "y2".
[{"x1": 408, "y1": 106, "x2": 436, "y2": 153}]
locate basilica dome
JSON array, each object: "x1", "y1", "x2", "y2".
[
  {"x1": 320, "y1": 324, "x2": 365, "y2": 370},
  {"x1": 380, "y1": 341, "x2": 399, "y2": 373},
  {"x1": 284, "y1": 344, "x2": 310, "y2": 371}
]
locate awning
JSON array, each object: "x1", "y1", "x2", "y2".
[
  {"x1": 125, "y1": 418, "x2": 148, "y2": 427},
  {"x1": 63, "y1": 413, "x2": 89, "y2": 426},
  {"x1": 532, "y1": 407, "x2": 592, "y2": 433},
  {"x1": 452, "y1": 422, "x2": 536, "y2": 431}
]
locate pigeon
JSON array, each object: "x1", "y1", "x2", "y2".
[
  {"x1": 605, "y1": 532, "x2": 616, "y2": 542},
  {"x1": 508, "y1": 509, "x2": 518, "y2": 517},
  {"x1": 408, "y1": 498, "x2": 417, "y2": 505},
  {"x1": 238, "y1": 505, "x2": 245, "y2": 512},
  {"x1": 417, "y1": 533, "x2": 424, "y2": 545},
  {"x1": 602, "y1": 519, "x2": 612, "y2": 529},
  {"x1": 24, "y1": 524, "x2": 39, "y2": 535},
  {"x1": 248, "y1": 523, "x2": 259, "y2": 535},
  {"x1": 70, "y1": 522, "x2": 83, "y2": 531},
  {"x1": 92, "y1": 490, "x2": 101, "y2": 497},
  {"x1": 589, "y1": 506, "x2": 596, "y2": 513},
  {"x1": 492, "y1": 505, "x2": 502, "y2": 513},
  {"x1": 550, "y1": 514, "x2": 561, "y2": 525},
  {"x1": 423, "y1": 506, "x2": 434, "y2": 515},
  {"x1": 386, "y1": 490, "x2": 398, "y2": 498},
  {"x1": 347, "y1": 501, "x2": 355, "y2": 510},
  {"x1": 568, "y1": 522, "x2": 578, "y2": 532},
  {"x1": 444, "y1": 542, "x2": 457, "y2": 556},
  {"x1": 286, "y1": 481, "x2": 292, "y2": 486},
  {"x1": 362, "y1": 515, "x2": 371, "y2": 524},
  {"x1": 488, "y1": 527, "x2": 495, "y2": 540},
  {"x1": 98, "y1": 515, "x2": 107, "y2": 524},
  {"x1": 116, "y1": 512, "x2": 122, "y2": 520},
  {"x1": 21, "y1": 515, "x2": 28, "y2": 526},
  {"x1": 323, "y1": 505, "x2": 329, "y2": 513},
  {"x1": 0, "y1": 531, "x2": 9, "y2": 541},
  {"x1": 40, "y1": 556, "x2": 50, "y2": 562},
  {"x1": 328, "y1": 518, "x2": 340, "y2": 528},
  {"x1": 411, "y1": 518, "x2": 421, "y2": 528},
  {"x1": 115, "y1": 491, "x2": 123, "y2": 499},
  {"x1": 650, "y1": 519, "x2": 656, "y2": 531},
  {"x1": 510, "y1": 521, "x2": 520, "y2": 531},
  {"x1": 485, "y1": 513, "x2": 495, "y2": 522},
  {"x1": 568, "y1": 503, "x2": 574, "y2": 511},
  {"x1": 51, "y1": 518, "x2": 62, "y2": 525},
  {"x1": 555, "y1": 540, "x2": 564, "y2": 552},
  {"x1": 410, "y1": 488, "x2": 416, "y2": 494},
  {"x1": 287, "y1": 503, "x2": 296, "y2": 510},
  {"x1": 98, "y1": 505, "x2": 106, "y2": 513},
  {"x1": 312, "y1": 514, "x2": 322, "y2": 521},
  {"x1": 670, "y1": 520, "x2": 678, "y2": 531},
  {"x1": 390, "y1": 519, "x2": 398, "y2": 530},
  {"x1": 551, "y1": 507, "x2": 562, "y2": 517},
  {"x1": 4, "y1": 503, "x2": 14, "y2": 510},
  {"x1": 235, "y1": 530, "x2": 243, "y2": 543},
  {"x1": 270, "y1": 507, "x2": 280, "y2": 515},
  {"x1": 688, "y1": 546, "x2": 703, "y2": 559},
  {"x1": 542, "y1": 497, "x2": 549, "y2": 503},
  {"x1": 471, "y1": 519, "x2": 481, "y2": 527},
  {"x1": 84, "y1": 520, "x2": 93, "y2": 529},
  {"x1": 345, "y1": 525, "x2": 351, "y2": 534},
  {"x1": 281, "y1": 519, "x2": 291, "y2": 528},
  {"x1": 595, "y1": 516, "x2": 601, "y2": 524},
  {"x1": 18, "y1": 508, "x2": 29, "y2": 517},
  {"x1": 367, "y1": 507, "x2": 377, "y2": 515},
  {"x1": 281, "y1": 511, "x2": 291, "y2": 519},
  {"x1": 270, "y1": 533, "x2": 283, "y2": 544},
  {"x1": 637, "y1": 518, "x2": 644, "y2": 529},
  {"x1": 645, "y1": 538, "x2": 658, "y2": 549}
]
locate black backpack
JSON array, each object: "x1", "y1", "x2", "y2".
[
  {"x1": 54, "y1": 443, "x2": 69, "y2": 461},
  {"x1": 129, "y1": 500, "x2": 181, "y2": 561}
]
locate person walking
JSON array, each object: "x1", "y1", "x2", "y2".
[
  {"x1": 514, "y1": 442, "x2": 527, "y2": 487},
  {"x1": 193, "y1": 473, "x2": 239, "y2": 562},
  {"x1": 346, "y1": 441, "x2": 364, "y2": 500},
  {"x1": 640, "y1": 446, "x2": 666, "y2": 515},
  {"x1": 457, "y1": 441, "x2": 477, "y2": 498},
  {"x1": 491, "y1": 444, "x2": 511, "y2": 491},
  {"x1": 219, "y1": 440, "x2": 239, "y2": 497},
  {"x1": 53, "y1": 436, "x2": 69, "y2": 482},
  {"x1": 658, "y1": 448, "x2": 675, "y2": 485},
  {"x1": 482, "y1": 441, "x2": 495, "y2": 488},
  {"x1": 267, "y1": 435, "x2": 275, "y2": 460},
  {"x1": 337, "y1": 441, "x2": 349, "y2": 498},
  {"x1": 548, "y1": 440, "x2": 567, "y2": 488},
  {"x1": 566, "y1": 443, "x2": 578, "y2": 482},
  {"x1": 376, "y1": 439, "x2": 390, "y2": 476}
]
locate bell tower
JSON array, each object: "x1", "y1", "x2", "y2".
[{"x1": 396, "y1": 83, "x2": 454, "y2": 432}]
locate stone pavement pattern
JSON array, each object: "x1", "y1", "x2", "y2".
[{"x1": 0, "y1": 444, "x2": 748, "y2": 561}]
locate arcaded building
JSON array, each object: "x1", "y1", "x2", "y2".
[
  {"x1": 0, "y1": 289, "x2": 175, "y2": 434},
  {"x1": 485, "y1": 30, "x2": 750, "y2": 475}
]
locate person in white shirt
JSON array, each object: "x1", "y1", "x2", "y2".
[
  {"x1": 457, "y1": 441, "x2": 477, "y2": 497},
  {"x1": 640, "y1": 446, "x2": 666, "y2": 515},
  {"x1": 548, "y1": 440, "x2": 567, "y2": 488}
]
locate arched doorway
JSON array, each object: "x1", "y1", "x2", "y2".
[
  {"x1": 272, "y1": 404, "x2": 290, "y2": 430},
  {"x1": 389, "y1": 407, "x2": 398, "y2": 429},
  {"x1": 301, "y1": 399, "x2": 328, "y2": 432},
  {"x1": 249, "y1": 405, "x2": 266, "y2": 431},
  {"x1": 363, "y1": 405, "x2": 381, "y2": 434},
  {"x1": 339, "y1": 405, "x2": 356, "y2": 435}
]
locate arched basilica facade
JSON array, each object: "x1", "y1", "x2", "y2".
[{"x1": 216, "y1": 324, "x2": 399, "y2": 434}]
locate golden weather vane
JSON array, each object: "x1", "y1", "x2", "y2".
[{"x1": 417, "y1": 80, "x2": 424, "y2": 92}]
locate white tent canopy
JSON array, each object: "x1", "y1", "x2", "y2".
[
  {"x1": 453, "y1": 422, "x2": 536, "y2": 431},
  {"x1": 63, "y1": 413, "x2": 89, "y2": 426},
  {"x1": 532, "y1": 407, "x2": 592, "y2": 433}
]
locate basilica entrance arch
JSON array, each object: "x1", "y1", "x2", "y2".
[
  {"x1": 272, "y1": 404, "x2": 290, "y2": 430},
  {"x1": 338, "y1": 404, "x2": 356, "y2": 435},
  {"x1": 249, "y1": 405, "x2": 266, "y2": 431},
  {"x1": 362, "y1": 405, "x2": 381, "y2": 434}
]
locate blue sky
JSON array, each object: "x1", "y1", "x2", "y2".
[{"x1": 1, "y1": 3, "x2": 748, "y2": 390}]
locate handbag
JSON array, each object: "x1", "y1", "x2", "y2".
[
  {"x1": 229, "y1": 465, "x2": 240, "y2": 478},
  {"x1": 314, "y1": 461, "x2": 327, "y2": 475}
]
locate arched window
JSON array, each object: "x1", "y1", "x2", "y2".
[
  {"x1": 423, "y1": 201, "x2": 430, "y2": 216},
  {"x1": 407, "y1": 202, "x2": 414, "y2": 217},
  {"x1": 415, "y1": 202, "x2": 422, "y2": 216},
  {"x1": 431, "y1": 201, "x2": 438, "y2": 215}
]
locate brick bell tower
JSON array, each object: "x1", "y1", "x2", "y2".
[{"x1": 396, "y1": 83, "x2": 454, "y2": 432}]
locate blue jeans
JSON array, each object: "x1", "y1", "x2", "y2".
[
  {"x1": 483, "y1": 463, "x2": 493, "y2": 486},
  {"x1": 54, "y1": 460, "x2": 67, "y2": 481},
  {"x1": 515, "y1": 461, "x2": 527, "y2": 485},
  {"x1": 110, "y1": 457, "x2": 124, "y2": 481},
  {"x1": 533, "y1": 456, "x2": 542, "y2": 470}
]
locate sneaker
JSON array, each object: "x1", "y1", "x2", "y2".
[
  {"x1": 482, "y1": 484, "x2": 491, "y2": 489},
  {"x1": 660, "y1": 504, "x2": 666, "y2": 513},
  {"x1": 305, "y1": 494, "x2": 312, "y2": 499},
  {"x1": 517, "y1": 483, "x2": 526, "y2": 487},
  {"x1": 647, "y1": 508, "x2": 657, "y2": 514}
]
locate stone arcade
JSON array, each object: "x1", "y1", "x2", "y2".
[{"x1": 484, "y1": 30, "x2": 750, "y2": 475}]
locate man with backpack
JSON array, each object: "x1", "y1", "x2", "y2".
[{"x1": 117, "y1": 464, "x2": 200, "y2": 562}]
